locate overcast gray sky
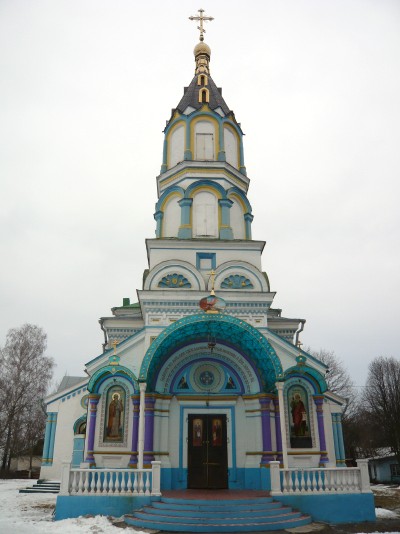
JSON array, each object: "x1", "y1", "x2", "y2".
[{"x1": 1, "y1": 0, "x2": 399, "y2": 387}]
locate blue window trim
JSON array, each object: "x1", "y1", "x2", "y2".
[{"x1": 196, "y1": 252, "x2": 216, "y2": 270}]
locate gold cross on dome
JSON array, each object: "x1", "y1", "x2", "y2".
[
  {"x1": 112, "y1": 339, "x2": 118, "y2": 355},
  {"x1": 296, "y1": 339, "x2": 303, "y2": 350},
  {"x1": 208, "y1": 269, "x2": 216, "y2": 295},
  {"x1": 189, "y1": 8, "x2": 214, "y2": 42}
]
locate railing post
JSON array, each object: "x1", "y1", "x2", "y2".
[
  {"x1": 357, "y1": 459, "x2": 371, "y2": 493},
  {"x1": 59, "y1": 462, "x2": 71, "y2": 495},
  {"x1": 151, "y1": 461, "x2": 162, "y2": 496},
  {"x1": 270, "y1": 461, "x2": 282, "y2": 495}
]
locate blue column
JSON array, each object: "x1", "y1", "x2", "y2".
[
  {"x1": 219, "y1": 198, "x2": 233, "y2": 239},
  {"x1": 154, "y1": 210, "x2": 163, "y2": 238},
  {"x1": 336, "y1": 413, "x2": 346, "y2": 466},
  {"x1": 160, "y1": 139, "x2": 168, "y2": 173},
  {"x1": 184, "y1": 119, "x2": 192, "y2": 160},
  {"x1": 244, "y1": 213, "x2": 254, "y2": 240},
  {"x1": 218, "y1": 121, "x2": 226, "y2": 161},
  {"x1": 331, "y1": 413, "x2": 340, "y2": 466},
  {"x1": 45, "y1": 413, "x2": 58, "y2": 465},
  {"x1": 41, "y1": 412, "x2": 53, "y2": 466},
  {"x1": 239, "y1": 139, "x2": 247, "y2": 176},
  {"x1": 178, "y1": 198, "x2": 193, "y2": 238}
]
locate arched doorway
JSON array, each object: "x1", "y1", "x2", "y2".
[{"x1": 140, "y1": 313, "x2": 283, "y2": 490}]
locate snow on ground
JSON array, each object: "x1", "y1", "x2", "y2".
[
  {"x1": 1, "y1": 479, "x2": 400, "y2": 534},
  {"x1": 376, "y1": 507, "x2": 399, "y2": 519},
  {"x1": 0, "y1": 479, "x2": 147, "y2": 534}
]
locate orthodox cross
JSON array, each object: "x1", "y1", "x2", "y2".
[
  {"x1": 112, "y1": 339, "x2": 118, "y2": 355},
  {"x1": 189, "y1": 8, "x2": 214, "y2": 42},
  {"x1": 208, "y1": 269, "x2": 216, "y2": 295}
]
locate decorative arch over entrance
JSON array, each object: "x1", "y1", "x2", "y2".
[{"x1": 140, "y1": 313, "x2": 283, "y2": 392}]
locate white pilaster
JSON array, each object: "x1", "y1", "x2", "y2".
[
  {"x1": 276, "y1": 382, "x2": 288, "y2": 468},
  {"x1": 138, "y1": 382, "x2": 147, "y2": 470}
]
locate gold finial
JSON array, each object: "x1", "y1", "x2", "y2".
[
  {"x1": 189, "y1": 8, "x2": 214, "y2": 42},
  {"x1": 112, "y1": 339, "x2": 118, "y2": 355},
  {"x1": 208, "y1": 269, "x2": 216, "y2": 296},
  {"x1": 296, "y1": 340, "x2": 303, "y2": 350}
]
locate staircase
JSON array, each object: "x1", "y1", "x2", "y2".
[
  {"x1": 19, "y1": 480, "x2": 60, "y2": 494},
  {"x1": 124, "y1": 496, "x2": 312, "y2": 532}
]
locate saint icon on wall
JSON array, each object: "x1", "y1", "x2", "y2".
[
  {"x1": 212, "y1": 418, "x2": 222, "y2": 446},
  {"x1": 288, "y1": 387, "x2": 312, "y2": 448},
  {"x1": 193, "y1": 418, "x2": 203, "y2": 447},
  {"x1": 104, "y1": 388, "x2": 125, "y2": 442}
]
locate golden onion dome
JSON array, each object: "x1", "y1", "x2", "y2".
[{"x1": 194, "y1": 40, "x2": 211, "y2": 57}]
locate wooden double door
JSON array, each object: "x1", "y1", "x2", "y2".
[{"x1": 187, "y1": 414, "x2": 228, "y2": 489}]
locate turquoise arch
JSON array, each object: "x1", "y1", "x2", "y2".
[
  {"x1": 155, "y1": 185, "x2": 185, "y2": 212},
  {"x1": 283, "y1": 364, "x2": 328, "y2": 394},
  {"x1": 87, "y1": 365, "x2": 138, "y2": 394},
  {"x1": 140, "y1": 313, "x2": 283, "y2": 392},
  {"x1": 184, "y1": 179, "x2": 227, "y2": 199}
]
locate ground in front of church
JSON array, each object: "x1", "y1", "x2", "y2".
[{"x1": 1, "y1": 479, "x2": 399, "y2": 534}]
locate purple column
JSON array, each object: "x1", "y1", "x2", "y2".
[
  {"x1": 260, "y1": 396, "x2": 274, "y2": 465},
  {"x1": 85, "y1": 394, "x2": 100, "y2": 466},
  {"x1": 129, "y1": 395, "x2": 140, "y2": 467},
  {"x1": 273, "y1": 397, "x2": 283, "y2": 465},
  {"x1": 314, "y1": 395, "x2": 329, "y2": 466},
  {"x1": 143, "y1": 394, "x2": 156, "y2": 466}
]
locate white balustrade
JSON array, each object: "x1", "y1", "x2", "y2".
[
  {"x1": 59, "y1": 461, "x2": 162, "y2": 497},
  {"x1": 270, "y1": 461, "x2": 371, "y2": 495}
]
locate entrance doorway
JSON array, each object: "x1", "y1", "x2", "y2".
[{"x1": 187, "y1": 414, "x2": 228, "y2": 489}]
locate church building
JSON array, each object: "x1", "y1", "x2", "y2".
[{"x1": 42, "y1": 10, "x2": 375, "y2": 527}]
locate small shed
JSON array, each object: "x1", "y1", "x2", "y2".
[{"x1": 369, "y1": 452, "x2": 400, "y2": 484}]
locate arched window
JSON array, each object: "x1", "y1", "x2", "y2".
[
  {"x1": 168, "y1": 124, "x2": 184, "y2": 169},
  {"x1": 224, "y1": 126, "x2": 239, "y2": 169},
  {"x1": 193, "y1": 191, "x2": 218, "y2": 238},
  {"x1": 199, "y1": 87, "x2": 210, "y2": 103},
  {"x1": 229, "y1": 198, "x2": 245, "y2": 239},
  {"x1": 195, "y1": 121, "x2": 215, "y2": 161},
  {"x1": 162, "y1": 194, "x2": 181, "y2": 237}
]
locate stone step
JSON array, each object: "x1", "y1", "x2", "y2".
[
  {"x1": 124, "y1": 496, "x2": 312, "y2": 532},
  {"x1": 19, "y1": 481, "x2": 61, "y2": 494},
  {"x1": 141, "y1": 503, "x2": 287, "y2": 518},
  {"x1": 124, "y1": 514, "x2": 312, "y2": 532},
  {"x1": 152, "y1": 500, "x2": 278, "y2": 512},
  {"x1": 161, "y1": 496, "x2": 274, "y2": 505},
  {"x1": 134, "y1": 509, "x2": 302, "y2": 525}
]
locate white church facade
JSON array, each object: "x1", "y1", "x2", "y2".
[{"x1": 42, "y1": 11, "x2": 375, "y2": 526}]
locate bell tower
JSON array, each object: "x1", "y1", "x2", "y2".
[{"x1": 155, "y1": 10, "x2": 251, "y2": 242}]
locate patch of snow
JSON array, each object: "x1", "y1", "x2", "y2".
[
  {"x1": 0, "y1": 479, "x2": 147, "y2": 533},
  {"x1": 376, "y1": 507, "x2": 400, "y2": 518}
]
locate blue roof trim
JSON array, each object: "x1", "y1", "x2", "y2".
[
  {"x1": 84, "y1": 327, "x2": 145, "y2": 367},
  {"x1": 258, "y1": 328, "x2": 329, "y2": 370},
  {"x1": 46, "y1": 382, "x2": 88, "y2": 406}
]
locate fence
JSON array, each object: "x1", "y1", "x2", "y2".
[
  {"x1": 59, "y1": 461, "x2": 161, "y2": 496},
  {"x1": 270, "y1": 459, "x2": 371, "y2": 495}
]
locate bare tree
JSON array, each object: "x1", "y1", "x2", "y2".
[
  {"x1": 304, "y1": 347, "x2": 356, "y2": 416},
  {"x1": 0, "y1": 324, "x2": 54, "y2": 472},
  {"x1": 362, "y1": 356, "x2": 400, "y2": 465}
]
